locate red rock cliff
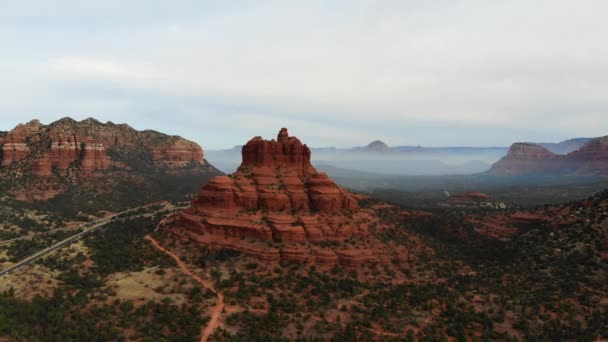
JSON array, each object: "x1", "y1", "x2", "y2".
[
  {"x1": 1, "y1": 120, "x2": 43, "y2": 167},
  {"x1": 241, "y1": 128, "x2": 315, "y2": 174},
  {"x1": 0, "y1": 117, "x2": 205, "y2": 177},
  {"x1": 0, "y1": 117, "x2": 215, "y2": 201},
  {"x1": 151, "y1": 137, "x2": 204, "y2": 168},
  {"x1": 169, "y1": 128, "x2": 378, "y2": 267},
  {"x1": 192, "y1": 128, "x2": 358, "y2": 213}
]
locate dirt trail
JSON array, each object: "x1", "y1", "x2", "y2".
[{"x1": 145, "y1": 235, "x2": 224, "y2": 342}]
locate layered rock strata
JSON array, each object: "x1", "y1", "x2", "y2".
[
  {"x1": 0, "y1": 117, "x2": 214, "y2": 201},
  {"x1": 169, "y1": 128, "x2": 380, "y2": 267},
  {"x1": 0, "y1": 117, "x2": 205, "y2": 177}
]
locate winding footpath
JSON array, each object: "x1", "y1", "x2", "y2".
[{"x1": 145, "y1": 235, "x2": 224, "y2": 342}]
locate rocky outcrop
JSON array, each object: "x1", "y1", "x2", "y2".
[
  {"x1": 0, "y1": 117, "x2": 216, "y2": 201},
  {"x1": 191, "y1": 129, "x2": 358, "y2": 214},
  {"x1": 0, "y1": 117, "x2": 205, "y2": 176},
  {"x1": 489, "y1": 138, "x2": 608, "y2": 176},
  {"x1": 151, "y1": 137, "x2": 204, "y2": 168},
  {"x1": 1, "y1": 120, "x2": 43, "y2": 167},
  {"x1": 169, "y1": 128, "x2": 381, "y2": 267},
  {"x1": 80, "y1": 137, "x2": 111, "y2": 172},
  {"x1": 240, "y1": 128, "x2": 315, "y2": 174},
  {"x1": 30, "y1": 133, "x2": 111, "y2": 176}
]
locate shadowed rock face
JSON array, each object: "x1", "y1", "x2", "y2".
[
  {"x1": 169, "y1": 128, "x2": 380, "y2": 267},
  {"x1": 489, "y1": 137, "x2": 608, "y2": 176}
]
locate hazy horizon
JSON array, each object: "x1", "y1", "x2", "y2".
[
  {"x1": 0, "y1": 116, "x2": 599, "y2": 151},
  {"x1": 2, "y1": 1, "x2": 607, "y2": 149}
]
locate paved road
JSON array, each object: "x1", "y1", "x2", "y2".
[
  {"x1": 0, "y1": 224, "x2": 88, "y2": 247},
  {"x1": 0, "y1": 204, "x2": 185, "y2": 276}
]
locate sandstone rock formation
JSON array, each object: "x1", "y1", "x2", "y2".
[
  {"x1": 0, "y1": 117, "x2": 218, "y2": 201},
  {"x1": 489, "y1": 137, "x2": 608, "y2": 176},
  {"x1": 168, "y1": 128, "x2": 382, "y2": 267},
  {"x1": 1, "y1": 120, "x2": 42, "y2": 167},
  {"x1": 0, "y1": 117, "x2": 205, "y2": 175},
  {"x1": 151, "y1": 136, "x2": 204, "y2": 168}
]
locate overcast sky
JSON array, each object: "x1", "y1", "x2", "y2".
[{"x1": 1, "y1": 1, "x2": 607, "y2": 149}]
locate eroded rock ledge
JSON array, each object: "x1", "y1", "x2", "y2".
[{"x1": 168, "y1": 128, "x2": 383, "y2": 267}]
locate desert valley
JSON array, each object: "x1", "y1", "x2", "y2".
[
  {"x1": 2, "y1": 2, "x2": 608, "y2": 341},
  {"x1": 0, "y1": 119, "x2": 606, "y2": 341}
]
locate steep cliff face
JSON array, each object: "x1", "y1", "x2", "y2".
[
  {"x1": 0, "y1": 117, "x2": 221, "y2": 203},
  {"x1": 150, "y1": 136, "x2": 205, "y2": 168},
  {"x1": 191, "y1": 127, "x2": 359, "y2": 214},
  {"x1": 0, "y1": 117, "x2": 205, "y2": 176},
  {"x1": 168, "y1": 128, "x2": 384, "y2": 267},
  {"x1": 489, "y1": 138, "x2": 608, "y2": 176},
  {"x1": 0, "y1": 120, "x2": 43, "y2": 167}
]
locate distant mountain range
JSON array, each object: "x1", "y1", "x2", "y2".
[{"x1": 206, "y1": 137, "x2": 595, "y2": 176}]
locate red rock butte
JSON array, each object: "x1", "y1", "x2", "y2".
[{"x1": 168, "y1": 128, "x2": 382, "y2": 267}]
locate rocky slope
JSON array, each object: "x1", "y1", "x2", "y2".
[
  {"x1": 166, "y1": 128, "x2": 404, "y2": 267},
  {"x1": 489, "y1": 136, "x2": 608, "y2": 176},
  {"x1": 0, "y1": 118, "x2": 222, "y2": 207}
]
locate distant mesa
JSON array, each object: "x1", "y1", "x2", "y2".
[
  {"x1": 365, "y1": 140, "x2": 390, "y2": 152},
  {"x1": 489, "y1": 136, "x2": 608, "y2": 176},
  {"x1": 166, "y1": 128, "x2": 388, "y2": 267}
]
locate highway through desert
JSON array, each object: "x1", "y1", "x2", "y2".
[{"x1": 0, "y1": 203, "x2": 186, "y2": 276}]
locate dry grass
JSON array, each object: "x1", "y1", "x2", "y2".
[
  {"x1": 0, "y1": 264, "x2": 59, "y2": 299},
  {"x1": 106, "y1": 267, "x2": 189, "y2": 305}
]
